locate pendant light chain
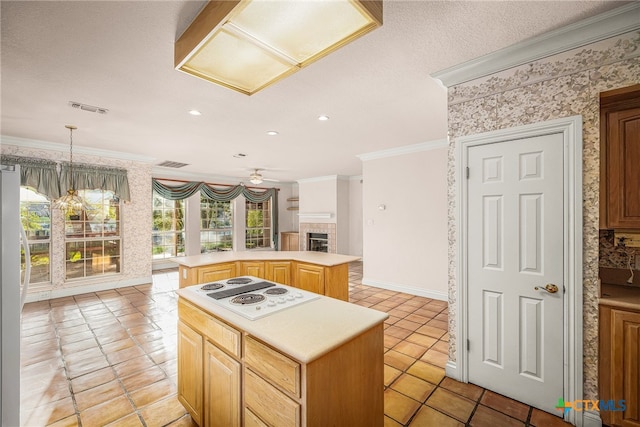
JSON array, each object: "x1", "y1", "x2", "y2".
[{"x1": 65, "y1": 124, "x2": 77, "y2": 191}]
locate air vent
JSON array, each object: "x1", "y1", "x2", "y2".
[
  {"x1": 157, "y1": 161, "x2": 189, "y2": 168},
  {"x1": 68, "y1": 101, "x2": 108, "y2": 114}
]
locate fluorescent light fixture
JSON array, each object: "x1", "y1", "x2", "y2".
[{"x1": 175, "y1": 0, "x2": 383, "y2": 95}]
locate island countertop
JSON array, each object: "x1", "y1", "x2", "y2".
[
  {"x1": 172, "y1": 250, "x2": 361, "y2": 268},
  {"x1": 177, "y1": 285, "x2": 388, "y2": 363}
]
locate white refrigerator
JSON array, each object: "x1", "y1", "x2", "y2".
[{"x1": 1, "y1": 164, "x2": 22, "y2": 426}]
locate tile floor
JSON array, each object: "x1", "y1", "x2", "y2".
[{"x1": 19, "y1": 262, "x2": 573, "y2": 426}]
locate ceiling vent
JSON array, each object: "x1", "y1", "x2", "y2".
[
  {"x1": 68, "y1": 101, "x2": 108, "y2": 114},
  {"x1": 157, "y1": 161, "x2": 189, "y2": 168}
]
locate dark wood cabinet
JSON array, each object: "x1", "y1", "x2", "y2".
[
  {"x1": 280, "y1": 232, "x2": 300, "y2": 251},
  {"x1": 600, "y1": 85, "x2": 640, "y2": 230}
]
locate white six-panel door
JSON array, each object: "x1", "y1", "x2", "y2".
[{"x1": 467, "y1": 132, "x2": 565, "y2": 414}]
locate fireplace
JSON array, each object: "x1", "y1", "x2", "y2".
[
  {"x1": 299, "y1": 223, "x2": 336, "y2": 253},
  {"x1": 308, "y1": 233, "x2": 329, "y2": 252}
]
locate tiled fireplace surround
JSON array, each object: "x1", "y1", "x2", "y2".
[{"x1": 299, "y1": 223, "x2": 337, "y2": 253}]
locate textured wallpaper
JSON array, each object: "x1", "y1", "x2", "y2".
[
  {"x1": 2, "y1": 144, "x2": 153, "y2": 295},
  {"x1": 446, "y1": 30, "x2": 640, "y2": 401}
]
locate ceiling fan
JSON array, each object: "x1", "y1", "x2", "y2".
[{"x1": 249, "y1": 169, "x2": 279, "y2": 185}]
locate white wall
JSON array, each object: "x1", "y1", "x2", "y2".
[
  {"x1": 336, "y1": 177, "x2": 350, "y2": 255},
  {"x1": 298, "y1": 176, "x2": 338, "y2": 223},
  {"x1": 348, "y1": 177, "x2": 363, "y2": 257},
  {"x1": 360, "y1": 142, "x2": 448, "y2": 300}
]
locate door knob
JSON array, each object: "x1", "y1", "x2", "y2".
[{"x1": 534, "y1": 284, "x2": 559, "y2": 294}]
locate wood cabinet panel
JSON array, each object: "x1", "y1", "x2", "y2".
[
  {"x1": 198, "y1": 262, "x2": 237, "y2": 283},
  {"x1": 245, "y1": 408, "x2": 268, "y2": 427},
  {"x1": 245, "y1": 336, "x2": 300, "y2": 397},
  {"x1": 280, "y1": 232, "x2": 299, "y2": 251},
  {"x1": 245, "y1": 368, "x2": 300, "y2": 427},
  {"x1": 204, "y1": 341, "x2": 241, "y2": 427},
  {"x1": 265, "y1": 261, "x2": 292, "y2": 285},
  {"x1": 178, "y1": 299, "x2": 240, "y2": 358},
  {"x1": 294, "y1": 263, "x2": 325, "y2": 295},
  {"x1": 177, "y1": 321, "x2": 203, "y2": 425},
  {"x1": 600, "y1": 86, "x2": 640, "y2": 229},
  {"x1": 600, "y1": 305, "x2": 640, "y2": 427},
  {"x1": 240, "y1": 261, "x2": 265, "y2": 278}
]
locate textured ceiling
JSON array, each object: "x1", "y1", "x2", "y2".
[{"x1": 0, "y1": 1, "x2": 626, "y2": 183}]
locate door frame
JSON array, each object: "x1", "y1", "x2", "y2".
[{"x1": 452, "y1": 116, "x2": 585, "y2": 425}]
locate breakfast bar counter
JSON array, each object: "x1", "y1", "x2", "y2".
[{"x1": 174, "y1": 251, "x2": 361, "y2": 301}]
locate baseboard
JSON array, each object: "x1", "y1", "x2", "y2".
[
  {"x1": 361, "y1": 277, "x2": 448, "y2": 301},
  {"x1": 24, "y1": 276, "x2": 152, "y2": 302},
  {"x1": 582, "y1": 410, "x2": 602, "y2": 427},
  {"x1": 445, "y1": 361, "x2": 459, "y2": 380}
]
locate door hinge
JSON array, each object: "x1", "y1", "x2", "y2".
[{"x1": 466, "y1": 167, "x2": 470, "y2": 179}]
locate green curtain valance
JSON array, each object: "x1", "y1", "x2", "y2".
[
  {"x1": 152, "y1": 179, "x2": 279, "y2": 249},
  {"x1": 61, "y1": 162, "x2": 131, "y2": 201},
  {"x1": 1, "y1": 155, "x2": 62, "y2": 199}
]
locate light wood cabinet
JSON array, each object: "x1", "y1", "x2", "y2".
[
  {"x1": 280, "y1": 232, "x2": 300, "y2": 251},
  {"x1": 599, "y1": 304, "x2": 640, "y2": 427},
  {"x1": 294, "y1": 263, "x2": 325, "y2": 294},
  {"x1": 198, "y1": 262, "x2": 237, "y2": 283},
  {"x1": 177, "y1": 321, "x2": 203, "y2": 426},
  {"x1": 178, "y1": 298, "x2": 384, "y2": 427},
  {"x1": 600, "y1": 85, "x2": 640, "y2": 230},
  {"x1": 265, "y1": 261, "x2": 292, "y2": 285},
  {"x1": 204, "y1": 341, "x2": 241, "y2": 427},
  {"x1": 240, "y1": 261, "x2": 265, "y2": 278}
]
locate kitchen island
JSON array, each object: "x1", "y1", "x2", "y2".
[
  {"x1": 176, "y1": 279, "x2": 388, "y2": 427},
  {"x1": 174, "y1": 251, "x2": 361, "y2": 301}
]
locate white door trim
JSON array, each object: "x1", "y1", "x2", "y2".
[{"x1": 453, "y1": 116, "x2": 586, "y2": 426}]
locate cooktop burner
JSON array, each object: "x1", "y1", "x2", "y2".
[
  {"x1": 264, "y1": 287, "x2": 288, "y2": 295},
  {"x1": 230, "y1": 294, "x2": 265, "y2": 305},
  {"x1": 227, "y1": 277, "x2": 253, "y2": 285},
  {"x1": 201, "y1": 283, "x2": 224, "y2": 291}
]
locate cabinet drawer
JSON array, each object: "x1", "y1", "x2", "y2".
[
  {"x1": 245, "y1": 336, "x2": 300, "y2": 397},
  {"x1": 178, "y1": 299, "x2": 241, "y2": 357},
  {"x1": 244, "y1": 408, "x2": 268, "y2": 427},
  {"x1": 245, "y1": 368, "x2": 300, "y2": 427}
]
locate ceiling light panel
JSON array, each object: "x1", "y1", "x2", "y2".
[{"x1": 175, "y1": 0, "x2": 382, "y2": 95}]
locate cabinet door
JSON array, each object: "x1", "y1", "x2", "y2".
[
  {"x1": 295, "y1": 263, "x2": 325, "y2": 294},
  {"x1": 240, "y1": 261, "x2": 265, "y2": 278},
  {"x1": 177, "y1": 321, "x2": 203, "y2": 425},
  {"x1": 606, "y1": 108, "x2": 640, "y2": 229},
  {"x1": 266, "y1": 261, "x2": 292, "y2": 285},
  {"x1": 612, "y1": 309, "x2": 640, "y2": 427},
  {"x1": 198, "y1": 263, "x2": 237, "y2": 283},
  {"x1": 204, "y1": 341, "x2": 241, "y2": 427}
]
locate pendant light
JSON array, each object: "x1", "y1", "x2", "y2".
[{"x1": 53, "y1": 125, "x2": 87, "y2": 216}]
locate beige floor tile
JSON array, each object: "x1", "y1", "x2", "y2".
[
  {"x1": 113, "y1": 355, "x2": 156, "y2": 377},
  {"x1": 415, "y1": 325, "x2": 446, "y2": 339},
  {"x1": 79, "y1": 395, "x2": 135, "y2": 426},
  {"x1": 384, "y1": 350, "x2": 416, "y2": 371},
  {"x1": 21, "y1": 396, "x2": 76, "y2": 427},
  {"x1": 419, "y1": 349, "x2": 448, "y2": 368},
  {"x1": 393, "y1": 341, "x2": 428, "y2": 359},
  {"x1": 121, "y1": 365, "x2": 167, "y2": 393},
  {"x1": 480, "y1": 390, "x2": 530, "y2": 421},
  {"x1": 384, "y1": 364, "x2": 403, "y2": 387},
  {"x1": 405, "y1": 333, "x2": 438, "y2": 348},
  {"x1": 390, "y1": 374, "x2": 436, "y2": 403},
  {"x1": 70, "y1": 367, "x2": 116, "y2": 393},
  {"x1": 426, "y1": 388, "x2": 475, "y2": 423},
  {"x1": 385, "y1": 415, "x2": 404, "y2": 427},
  {"x1": 406, "y1": 360, "x2": 445, "y2": 385},
  {"x1": 46, "y1": 414, "x2": 80, "y2": 427},
  {"x1": 384, "y1": 388, "x2": 421, "y2": 425},
  {"x1": 439, "y1": 377, "x2": 484, "y2": 402},
  {"x1": 129, "y1": 379, "x2": 176, "y2": 408},
  {"x1": 530, "y1": 408, "x2": 573, "y2": 426},
  {"x1": 74, "y1": 380, "x2": 125, "y2": 411},
  {"x1": 470, "y1": 405, "x2": 525, "y2": 427},
  {"x1": 104, "y1": 413, "x2": 145, "y2": 427},
  {"x1": 138, "y1": 395, "x2": 188, "y2": 427},
  {"x1": 409, "y1": 406, "x2": 464, "y2": 427}
]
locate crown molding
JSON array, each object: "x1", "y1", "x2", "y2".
[
  {"x1": 152, "y1": 167, "x2": 294, "y2": 188},
  {"x1": 297, "y1": 175, "x2": 351, "y2": 184},
  {"x1": 431, "y1": 2, "x2": 640, "y2": 87},
  {"x1": 1, "y1": 135, "x2": 157, "y2": 163},
  {"x1": 357, "y1": 139, "x2": 448, "y2": 162}
]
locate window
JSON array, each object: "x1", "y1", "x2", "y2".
[
  {"x1": 65, "y1": 190, "x2": 121, "y2": 279},
  {"x1": 152, "y1": 193, "x2": 185, "y2": 258},
  {"x1": 20, "y1": 187, "x2": 51, "y2": 283},
  {"x1": 200, "y1": 197, "x2": 232, "y2": 252},
  {"x1": 245, "y1": 199, "x2": 272, "y2": 249}
]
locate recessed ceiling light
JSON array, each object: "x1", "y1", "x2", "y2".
[
  {"x1": 189, "y1": 110, "x2": 202, "y2": 116},
  {"x1": 318, "y1": 115, "x2": 330, "y2": 121},
  {"x1": 266, "y1": 131, "x2": 279, "y2": 136},
  {"x1": 233, "y1": 153, "x2": 247, "y2": 158}
]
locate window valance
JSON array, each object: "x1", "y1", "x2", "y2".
[
  {"x1": 1, "y1": 155, "x2": 61, "y2": 199},
  {"x1": 61, "y1": 162, "x2": 131, "y2": 201},
  {"x1": 0, "y1": 155, "x2": 131, "y2": 201},
  {"x1": 152, "y1": 179, "x2": 279, "y2": 248}
]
